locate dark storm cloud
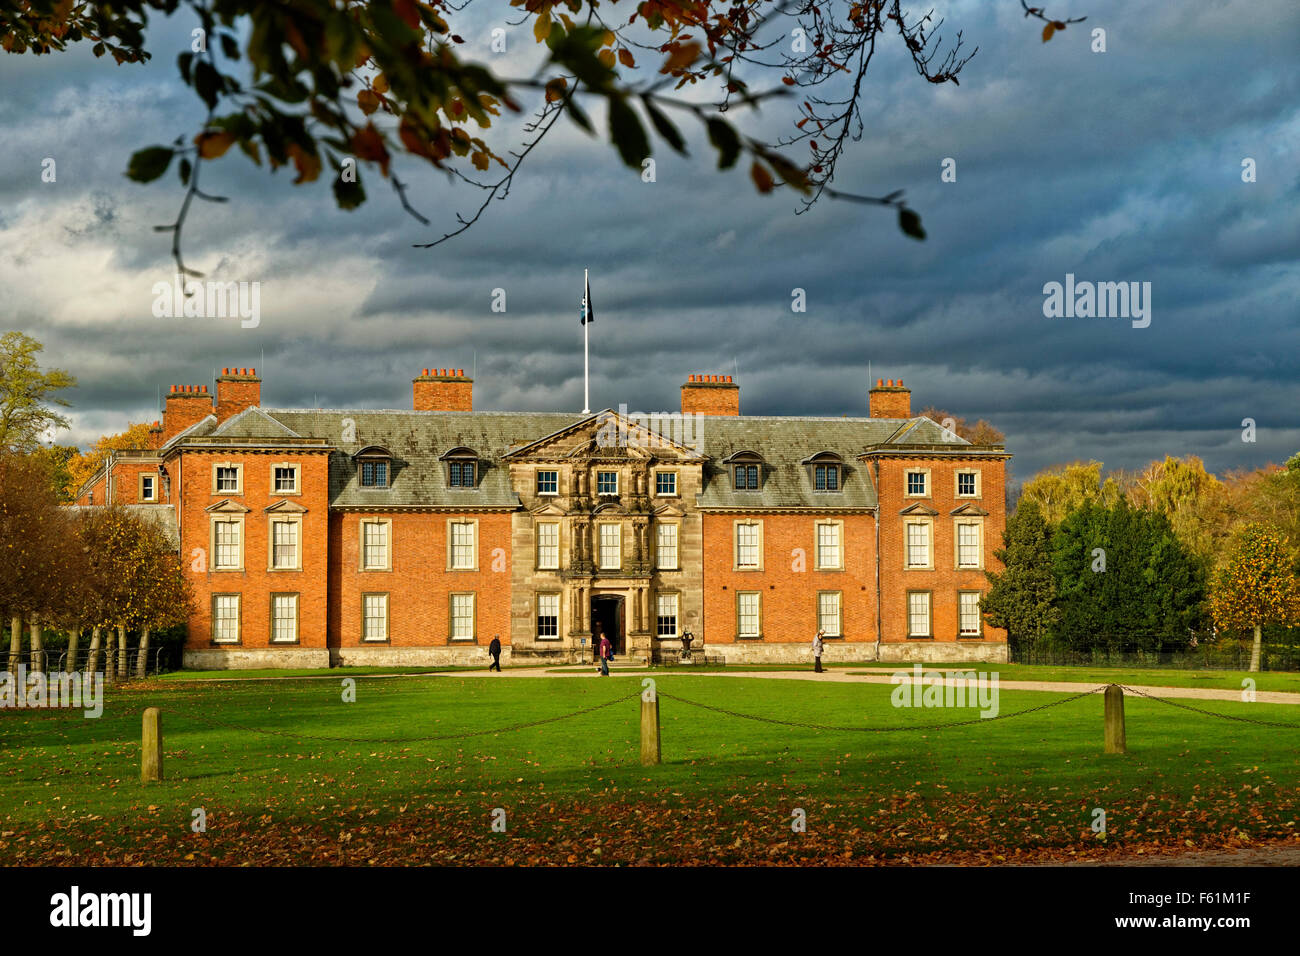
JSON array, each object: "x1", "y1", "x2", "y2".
[{"x1": 0, "y1": 0, "x2": 1296, "y2": 480}]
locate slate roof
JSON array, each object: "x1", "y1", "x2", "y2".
[
  {"x1": 265, "y1": 410, "x2": 580, "y2": 509},
  {"x1": 160, "y1": 406, "x2": 997, "y2": 512},
  {"x1": 692, "y1": 416, "x2": 923, "y2": 511}
]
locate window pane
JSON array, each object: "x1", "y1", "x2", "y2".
[
  {"x1": 215, "y1": 521, "x2": 240, "y2": 569},
  {"x1": 737, "y1": 592, "x2": 760, "y2": 637},
  {"x1": 274, "y1": 467, "x2": 296, "y2": 492},
  {"x1": 272, "y1": 594, "x2": 297, "y2": 643},
  {"x1": 537, "y1": 593, "x2": 559, "y2": 637},
  {"x1": 451, "y1": 594, "x2": 475, "y2": 639},
  {"x1": 817, "y1": 523, "x2": 840, "y2": 568},
  {"x1": 217, "y1": 467, "x2": 238, "y2": 492},
  {"x1": 906, "y1": 523, "x2": 929, "y2": 567},
  {"x1": 958, "y1": 524, "x2": 980, "y2": 568},
  {"x1": 908, "y1": 593, "x2": 930, "y2": 636},
  {"x1": 815, "y1": 464, "x2": 838, "y2": 491},
  {"x1": 656, "y1": 523, "x2": 678, "y2": 570},
  {"x1": 451, "y1": 522, "x2": 475, "y2": 569},
  {"x1": 959, "y1": 592, "x2": 981, "y2": 635},
  {"x1": 656, "y1": 472, "x2": 676, "y2": 495},
  {"x1": 737, "y1": 523, "x2": 759, "y2": 567},
  {"x1": 818, "y1": 592, "x2": 841, "y2": 635},
  {"x1": 656, "y1": 593, "x2": 678, "y2": 637},
  {"x1": 958, "y1": 472, "x2": 976, "y2": 496},
  {"x1": 213, "y1": 595, "x2": 239, "y2": 642},
  {"x1": 272, "y1": 520, "x2": 298, "y2": 569},
  {"x1": 363, "y1": 521, "x2": 388, "y2": 569},
  {"x1": 597, "y1": 471, "x2": 618, "y2": 494},
  {"x1": 363, "y1": 594, "x2": 387, "y2": 641},
  {"x1": 599, "y1": 524, "x2": 621, "y2": 569},
  {"x1": 907, "y1": 472, "x2": 926, "y2": 496},
  {"x1": 537, "y1": 523, "x2": 559, "y2": 569},
  {"x1": 537, "y1": 471, "x2": 558, "y2": 494}
]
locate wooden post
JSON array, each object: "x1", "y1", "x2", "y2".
[
  {"x1": 1103, "y1": 685, "x2": 1126, "y2": 754},
  {"x1": 141, "y1": 707, "x2": 163, "y2": 782},
  {"x1": 640, "y1": 695, "x2": 661, "y2": 766}
]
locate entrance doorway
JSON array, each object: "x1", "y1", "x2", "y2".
[{"x1": 590, "y1": 595, "x2": 626, "y2": 657}]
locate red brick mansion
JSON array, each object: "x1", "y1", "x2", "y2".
[{"x1": 74, "y1": 367, "x2": 1010, "y2": 668}]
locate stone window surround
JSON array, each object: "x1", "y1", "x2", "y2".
[
  {"x1": 953, "y1": 517, "x2": 984, "y2": 571},
  {"x1": 361, "y1": 591, "x2": 390, "y2": 643},
  {"x1": 359, "y1": 517, "x2": 393, "y2": 572},
  {"x1": 814, "y1": 518, "x2": 845, "y2": 571},
  {"x1": 270, "y1": 462, "x2": 300, "y2": 495},
  {"x1": 733, "y1": 518, "x2": 764, "y2": 571},
  {"x1": 903, "y1": 516, "x2": 934, "y2": 571},
  {"x1": 446, "y1": 518, "x2": 479, "y2": 572},
  {"x1": 210, "y1": 592, "x2": 241, "y2": 645},
  {"x1": 269, "y1": 592, "x2": 300, "y2": 644}
]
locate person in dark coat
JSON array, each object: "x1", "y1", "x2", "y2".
[{"x1": 488, "y1": 635, "x2": 502, "y2": 672}]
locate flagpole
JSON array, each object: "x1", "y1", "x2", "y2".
[{"x1": 582, "y1": 267, "x2": 590, "y2": 414}]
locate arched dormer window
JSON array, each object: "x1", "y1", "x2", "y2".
[
  {"x1": 722, "y1": 451, "x2": 764, "y2": 491},
  {"x1": 354, "y1": 445, "x2": 393, "y2": 489},
  {"x1": 440, "y1": 446, "x2": 479, "y2": 488},
  {"x1": 801, "y1": 451, "x2": 843, "y2": 492}
]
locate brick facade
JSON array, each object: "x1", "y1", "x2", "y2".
[{"x1": 73, "y1": 366, "x2": 1009, "y2": 669}]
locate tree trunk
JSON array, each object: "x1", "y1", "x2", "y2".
[
  {"x1": 8, "y1": 615, "x2": 20, "y2": 673},
  {"x1": 1249, "y1": 623, "x2": 1262, "y2": 673},
  {"x1": 67, "y1": 627, "x2": 81, "y2": 673},
  {"x1": 117, "y1": 624, "x2": 129, "y2": 680},
  {"x1": 87, "y1": 626, "x2": 102, "y2": 675},
  {"x1": 29, "y1": 615, "x2": 43, "y2": 674},
  {"x1": 136, "y1": 627, "x2": 151, "y2": 678},
  {"x1": 103, "y1": 627, "x2": 116, "y2": 683}
]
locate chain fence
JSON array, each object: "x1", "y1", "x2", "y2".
[
  {"x1": 167, "y1": 688, "x2": 644, "y2": 744},
  {"x1": 1117, "y1": 684, "x2": 1300, "y2": 730}
]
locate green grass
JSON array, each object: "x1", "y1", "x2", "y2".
[
  {"x1": 848, "y1": 663, "x2": 1300, "y2": 693},
  {"x1": 3, "y1": 674, "x2": 1299, "y2": 864},
  {"x1": 160, "y1": 665, "x2": 474, "y2": 681}
]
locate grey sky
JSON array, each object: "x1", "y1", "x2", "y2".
[{"x1": 0, "y1": 0, "x2": 1296, "y2": 484}]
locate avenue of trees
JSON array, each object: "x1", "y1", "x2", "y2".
[
  {"x1": 0, "y1": 333, "x2": 193, "y2": 677},
  {"x1": 984, "y1": 456, "x2": 1300, "y2": 670}
]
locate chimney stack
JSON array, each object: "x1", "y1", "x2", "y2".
[
  {"x1": 413, "y1": 368, "x2": 473, "y2": 412},
  {"x1": 868, "y1": 377, "x2": 911, "y2": 419},
  {"x1": 162, "y1": 383, "x2": 213, "y2": 441},
  {"x1": 680, "y1": 373, "x2": 740, "y2": 416},
  {"x1": 215, "y1": 367, "x2": 262, "y2": 424}
]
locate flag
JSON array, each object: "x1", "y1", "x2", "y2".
[{"x1": 581, "y1": 274, "x2": 594, "y2": 326}]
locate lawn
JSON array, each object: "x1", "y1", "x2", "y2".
[
  {"x1": 848, "y1": 663, "x2": 1300, "y2": 694},
  {"x1": 2, "y1": 673, "x2": 1298, "y2": 865}
]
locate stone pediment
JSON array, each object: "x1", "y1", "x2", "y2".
[
  {"x1": 265, "y1": 499, "x2": 308, "y2": 514},
  {"x1": 949, "y1": 503, "x2": 989, "y2": 516},
  {"x1": 206, "y1": 499, "x2": 250, "y2": 514},
  {"x1": 652, "y1": 502, "x2": 687, "y2": 518},
  {"x1": 898, "y1": 502, "x2": 939, "y2": 516},
  {"x1": 530, "y1": 502, "x2": 568, "y2": 517},
  {"x1": 503, "y1": 409, "x2": 704, "y2": 462}
]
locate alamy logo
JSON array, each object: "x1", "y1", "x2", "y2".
[
  {"x1": 1042, "y1": 273, "x2": 1151, "y2": 328},
  {"x1": 151, "y1": 275, "x2": 261, "y2": 328},
  {"x1": 889, "y1": 664, "x2": 1000, "y2": 718},
  {"x1": 49, "y1": 886, "x2": 151, "y2": 936},
  {"x1": 0, "y1": 666, "x2": 102, "y2": 718}
]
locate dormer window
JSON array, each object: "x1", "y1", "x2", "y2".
[
  {"x1": 723, "y1": 451, "x2": 764, "y2": 491},
  {"x1": 802, "y1": 451, "x2": 843, "y2": 492},
  {"x1": 354, "y1": 446, "x2": 394, "y2": 489},
  {"x1": 440, "y1": 447, "x2": 479, "y2": 489}
]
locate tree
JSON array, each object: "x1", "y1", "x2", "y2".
[
  {"x1": 0, "y1": 331, "x2": 77, "y2": 454},
  {"x1": 30, "y1": 444, "x2": 79, "y2": 502},
  {"x1": 1016, "y1": 461, "x2": 1122, "y2": 525},
  {"x1": 0, "y1": 0, "x2": 1085, "y2": 272},
  {"x1": 918, "y1": 407, "x2": 1006, "y2": 445},
  {"x1": 1050, "y1": 500, "x2": 1205, "y2": 654},
  {"x1": 981, "y1": 499, "x2": 1058, "y2": 658},
  {"x1": 67, "y1": 422, "x2": 155, "y2": 499},
  {"x1": 0, "y1": 452, "x2": 84, "y2": 671},
  {"x1": 1209, "y1": 524, "x2": 1300, "y2": 672},
  {"x1": 1124, "y1": 455, "x2": 1224, "y2": 559}
]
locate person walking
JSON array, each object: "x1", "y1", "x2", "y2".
[
  {"x1": 598, "y1": 632, "x2": 612, "y2": 677},
  {"x1": 488, "y1": 635, "x2": 502, "y2": 672},
  {"x1": 812, "y1": 628, "x2": 825, "y2": 673}
]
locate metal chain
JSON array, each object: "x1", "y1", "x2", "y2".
[
  {"x1": 656, "y1": 685, "x2": 1109, "y2": 733},
  {"x1": 1118, "y1": 684, "x2": 1300, "y2": 729},
  {"x1": 168, "y1": 689, "x2": 642, "y2": 744}
]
